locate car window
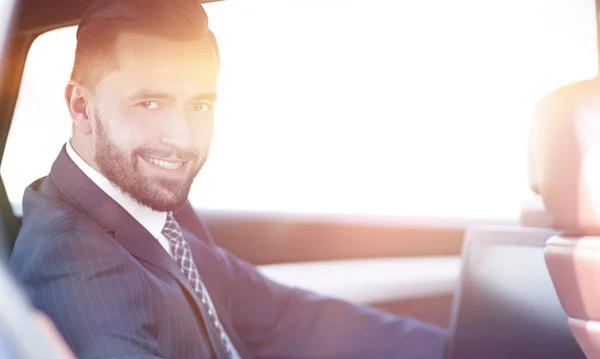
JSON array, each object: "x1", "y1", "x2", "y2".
[{"x1": 2, "y1": 0, "x2": 597, "y2": 220}]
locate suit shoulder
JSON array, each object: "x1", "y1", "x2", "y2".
[
  {"x1": 19, "y1": 175, "x2": 107, "y2": 237},
  {"x1": 10, "y1": 190, "x2": 119, "y2": 281},
  {"x1": 16, "y1": 198, "x2": 105, "y2": 248}
]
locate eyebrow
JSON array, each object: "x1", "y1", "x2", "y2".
[
  {"x1": 192, "y1": 92, "x2": 218, "y2": 103},
  {"x1": 128, "y1": 90, "x2": 218, "y2": 103}
]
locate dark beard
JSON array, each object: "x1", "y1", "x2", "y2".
[{"x1": 93, "y1": 116, "x2": 204, "y2": 212}]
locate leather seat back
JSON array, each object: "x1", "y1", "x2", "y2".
[{"x1": 535, "y1": 78, "x2": 600, "y2": 358}]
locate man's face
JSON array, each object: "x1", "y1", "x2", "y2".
[{"x1": 84, "y1": 32, "x2": 218, "y2": 212}]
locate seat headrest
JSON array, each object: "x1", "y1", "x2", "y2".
[{"x1": 533, "y1": 78, "x2": 600, "y2": 235}]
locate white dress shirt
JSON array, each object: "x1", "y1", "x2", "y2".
[{"x1": 65, "y1": 141, "x2": 172, "y2": 257}]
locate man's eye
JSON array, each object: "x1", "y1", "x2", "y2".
[
  {"x1": 192, "y1": 103, "x2": 211, "y2": 113},
  {"x1": 139, "y1": 101, "x2": 159, "y2": 109}
]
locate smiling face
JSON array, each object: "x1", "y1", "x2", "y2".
[{"x1": 67, "y1": 32, "x2": 219, "y2": 211}]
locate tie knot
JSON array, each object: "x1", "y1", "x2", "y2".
[{"x1": 162, "y1": 212, "x2": 183, "y2": 242}]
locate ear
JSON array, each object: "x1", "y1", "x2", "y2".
[{"x1": 65, "y1": 80, "x2": 92, "y2": 135}]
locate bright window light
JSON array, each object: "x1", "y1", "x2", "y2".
[{"x1": 2, "y1": 0, "x2": 598, "y2": 221}]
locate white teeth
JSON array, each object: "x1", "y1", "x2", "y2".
[{"x1": 146, "y1": 157, "x2": 183, "y2": 169}]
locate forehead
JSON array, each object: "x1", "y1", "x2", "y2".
[{"x1": 96, "y1": 32, "x2": 218, "y2": 94}]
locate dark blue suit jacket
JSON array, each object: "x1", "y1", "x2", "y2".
[{"x1": 10, "y1": 147, "x2": 447, "y2": 359}]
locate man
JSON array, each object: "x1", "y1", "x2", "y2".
[{"x1": 10, "y1": 0, "x2": 447, "y2": 358}]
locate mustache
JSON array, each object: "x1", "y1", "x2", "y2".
[{"x1": 134, "y1": 147, "x2": 200, "y2": 162}]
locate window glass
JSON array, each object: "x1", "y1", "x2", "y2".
[{"x1": 2, "y1": 0, "x2": 598, "y2": 220}]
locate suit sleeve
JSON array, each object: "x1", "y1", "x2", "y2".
[
  {"x1": 215, "y1": 246, "x2": 448, "y2": 359},
  {"x1": 15, "y1": 231, "x2": 163, "y2": 359}
]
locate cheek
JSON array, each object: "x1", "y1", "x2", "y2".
[
  {"x1": 191, "y1": 120, "x2": 214, "y2": 151},
  {"x1": 109, "y1": 117, "x2": 157, "y2": 151}
]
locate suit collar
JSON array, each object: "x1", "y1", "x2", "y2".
[{"x1": 49, "y1": 144, "x2": 125, "y2": 234}]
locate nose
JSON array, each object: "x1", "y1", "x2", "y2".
[{"x1": 160, "y1": 109, "x2": 194, "y2": 149}]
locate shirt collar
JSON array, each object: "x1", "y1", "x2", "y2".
[{"x1": 65, "y1": 140, "x2": 167, "y2": 239}]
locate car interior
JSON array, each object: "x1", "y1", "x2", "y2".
[{"x1": 1, "y1": 0, "x2": 600, "y2": 358}]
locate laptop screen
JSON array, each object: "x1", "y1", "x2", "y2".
[{"x1": 446, "y1": 226, "x2": 585, "y2": 359}]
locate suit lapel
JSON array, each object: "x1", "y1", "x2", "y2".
[{"x1": 111, "y1": 207, "x2": 231, "y2": 359}]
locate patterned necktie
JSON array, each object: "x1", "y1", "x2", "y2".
[{"x1": 162, "y1": 212, "x2": 240, "y2": 359}]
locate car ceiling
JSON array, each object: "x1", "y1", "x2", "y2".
[{"x1": 14, "y1": 0, "x2": 222, "y2": 35}]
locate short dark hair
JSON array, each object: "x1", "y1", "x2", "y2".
[{"x1": 71, "y1": 0, "x2": 219, "y2": 87}]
